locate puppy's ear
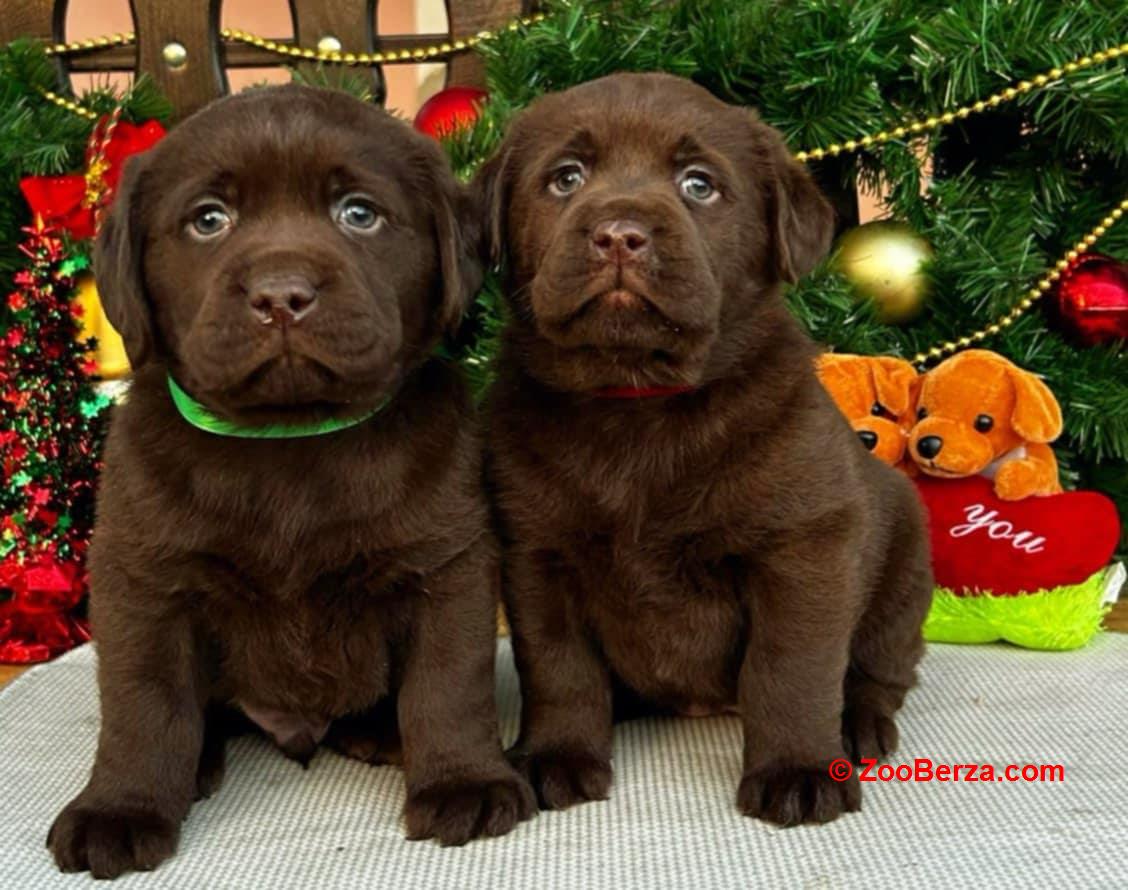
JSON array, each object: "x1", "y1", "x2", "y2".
[
  {"x1": 93, "y1": 154, "x2": 154, "y2": 367},
  {"x1": 432, "y1": 177, "x2": 485, "y2": 335},
  {"x1": 474, "y1": 146, "x2": 512, "y2": 266},
  {"x1": 870, "y1": 357, "x2": 919, "y2": 417},
  {"x1": 1007, "y1": 366, "x2": 1063, "y2": 443},
  {"x1": 761, "y1": 127, "x2": 836, "y2": 283}
]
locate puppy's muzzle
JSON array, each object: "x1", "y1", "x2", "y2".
[
  {"x1": 591, "y1": 219, "x2": 652, "y2": 266},
  {"x1": 248, "y1": 274, "x2": 319, "y2": 327}
]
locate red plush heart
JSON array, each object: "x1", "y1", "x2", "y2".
[{"x1": 913, "y1": 476, "x2": 1121, "y2": 595}]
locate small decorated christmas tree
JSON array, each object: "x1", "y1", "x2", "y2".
[
  {"x1": 0, "y1": 41, "x2": 167, "y2": 662},
  {"x1": 0, "y1": 225, "x2": 108, "y2": 662}
]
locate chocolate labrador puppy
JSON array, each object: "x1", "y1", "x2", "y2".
[
  {"x1": 481, "y1": 73, "x2": 933, "y2": 826},
  {"x1": 47, "y1": 85, "x2": 533, "y2": 878}
]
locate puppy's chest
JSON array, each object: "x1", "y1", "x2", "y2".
[
  {"x1": 201, "y1": 552, "x2": 415, "y2": 719},
  {"x1": 568, "y1": 525, "x2": 748, "y2": 708}
]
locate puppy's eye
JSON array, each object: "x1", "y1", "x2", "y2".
[
  {"x1": 917, "y1": 406, "x2": 928, "y2": 420},
  {"x1": 678, "y1": 170, "x2": 718, "y2": 204},
  {"x1": 549, "y1": 163, "x2": 586, "y2": 197},
  {"x1": 974, "y1": 414, "x2": 994, "y2": 432},
  {"x1": 189, "y1": 203, "x2": 233, "y2": 240},
  {"x1": 335, "y1": 195, "x2": 382, "y2": 233},
  {"x1": 871, "y1": 402, "x2": 892, "y2": 419}
]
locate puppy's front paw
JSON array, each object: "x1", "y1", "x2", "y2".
[
  {"x1": 47, "y1": 801, "x2": 179, "y2": 878},
  {"x1": 511, "y1": 748, "x2": 612, "y2": 810},
  {"x1": 404, "y1": 773, "x2": 535, "y2": 845},
  {"x1": 842, "y1": 703, "x2": 900, "y2": 764},
  {"x1": 738, "y1": 765, "x2": 860, "y2": 826}
]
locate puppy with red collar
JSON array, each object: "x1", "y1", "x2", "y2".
[{"x1": 480, "y1": 73, "x2": 933, "y2": 826}]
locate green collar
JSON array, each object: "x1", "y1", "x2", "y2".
[{"x1": 167, "y1": 375, "x2": 387, "y2": 439}]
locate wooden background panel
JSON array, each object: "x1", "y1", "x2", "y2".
[
  {"x1": 445, "y1": 0, "x2": 525, "y2": 87},
  {"x1": 132, "y1": 0, "x2": 227, "y2": 119},
  {"x1": 0, "y1": 0, "x2": 57, "y2": 45},
  {"x1": 0, "y1": 0, "x2": 533, "y2": 119},
  {"x1": 290, "y1": 0, "x2": 384, "y2": 102}
]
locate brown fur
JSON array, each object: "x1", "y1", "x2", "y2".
[
  {"x1": 47, "y1": 85, "x2": 533, "y2": 879},
  {"x1": 480, "y1": 73, "x2": 934, "y2": 826}
]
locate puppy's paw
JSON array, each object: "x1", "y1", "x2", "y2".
[
  {"x1": 842, "y1": 703, "x2": 900, "y2": 764},
  {"x1": 404, "y1": 774, "x2": 535, "y2": 845},
  {"x1": 737, "y1": 765, "x2": 860, "y2": 827},
  {"x1": 47, "y1": 802, "x2": 179, "y2": 878},
  {"x1": 511, "y1": 748, "x2": 613, "y2": 810}
]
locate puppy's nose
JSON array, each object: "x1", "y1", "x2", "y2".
[
  {"x1": 249, "y1": 276, "x2": 318, "y2": 326},
  {"x1": 591, "y1": 219, "x2": 651, "y2": 263},
  {"x1": 916, "y1": 436, "x2": 943, "y2": 459},
  {"x1": 857, "y1": 430, "x2": 878, "y2": 451}
]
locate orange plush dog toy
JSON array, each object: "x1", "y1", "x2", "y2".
[
  {"x1": 909, "y1": 349, "x2": 1063, "y2": 500},
  {"x1": 815, "y1": 353, "x2": 919, "y2": 470}
]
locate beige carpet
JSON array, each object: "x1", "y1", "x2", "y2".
[{"x1": 1, "y1": 636, "x2": 1126, "y2": 889}]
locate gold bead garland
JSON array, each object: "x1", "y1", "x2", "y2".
[
  {"x1": 44, "y1": 31, "x2": 135, "y2": 56},
  {"x1": 222, "y1": 17, "x2": 546, "y2": 64},
  {"x1": 35, "y1": 11, "x2": 545, "y2": 117},
  {"x1": 35, "y1": 86, "x2": 99, "y2": 120},
  {"x1": 910, "y1": 197, "x2": 1128, "y2": 367},
  {"x1": 42, "y1": 14, "x2": 549, "y2": 66},
  {"x1": 793, "y1": 42, "x2": 1128, "y2": 163}
]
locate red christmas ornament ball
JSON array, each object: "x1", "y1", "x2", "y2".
[
  {"x1": 413, "y1": 87, "x2": 488, "y2": 139},
  {"x1": 1053, "y1": 253, "x2": 1128, "y2": 346}
]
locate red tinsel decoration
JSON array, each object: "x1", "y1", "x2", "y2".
[
  {"x1": 0, "y1": 224, "x2": 109, "y2": 662},
  {"x1": 18, "y1": 118, "x2": 165, "y2": 241}
]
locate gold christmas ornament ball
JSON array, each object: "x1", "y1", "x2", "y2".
[{"x1": 831, "y1": 220, "x2": 934, "y2": 323}]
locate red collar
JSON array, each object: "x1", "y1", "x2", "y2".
[{"x1": 592, "y1": 384, "x2": 697, "y2": 399}]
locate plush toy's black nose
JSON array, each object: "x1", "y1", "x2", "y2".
[
  {"x1": 857, "y1": 430, "x2": 878, "y2": 451},
  {"x1": 916, "y1": 436, "x2": 943, "y2": 459}
]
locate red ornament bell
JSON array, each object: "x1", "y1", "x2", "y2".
[
  {"x1": 413, "y1": 87, "x2": 488, "y2": 140},
  {"x1": 1052, "y1": 253, "x2": 1128, "y2": 346}
]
